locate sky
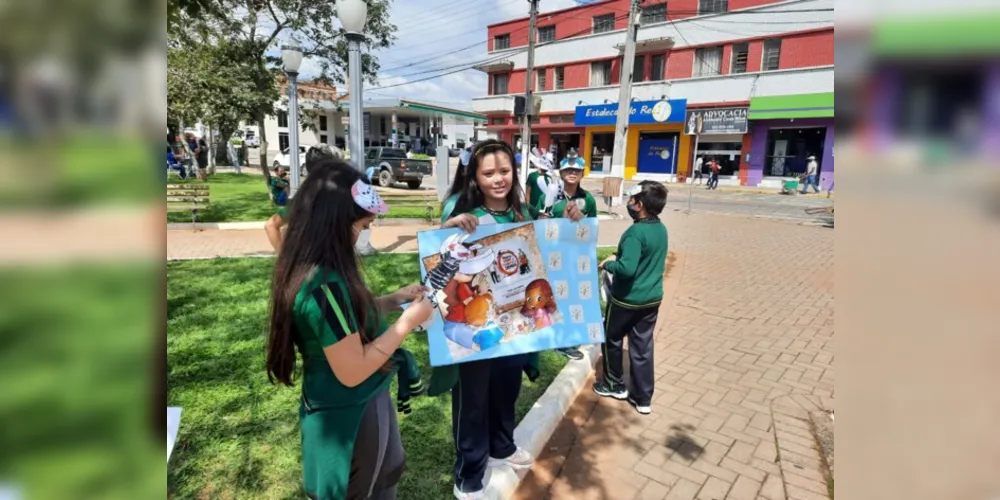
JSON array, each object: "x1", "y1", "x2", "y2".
[{"x1": 295, "y1": 0, "x2": 592, "y2": 110}]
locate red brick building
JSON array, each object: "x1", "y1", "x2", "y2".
[{"x1": 473, "y1": 0, "x2": 834, "y2": 185}]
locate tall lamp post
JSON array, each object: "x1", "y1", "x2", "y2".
[
  {"x1": 337, "y1": 0, "x2": 374, "y2": 255},
  {"x1": 337, "y1": 0, "x2": 367, "y2": 173},
  {"x1": 281, "y1": 44, "x2": 304, "y2": 198}
]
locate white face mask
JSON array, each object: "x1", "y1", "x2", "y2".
[{"x1": 354, "y1": 226, "x2": 372, "y2": 246}]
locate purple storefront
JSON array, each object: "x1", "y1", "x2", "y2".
[{"x1": 746, "y1": 93, "x2": 835, "y2": 191}]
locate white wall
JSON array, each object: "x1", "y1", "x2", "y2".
[
  {"x1": 472, "y1": 66, "x2": 833, "y2": 114},
  {"x1": 263, "y1": 108, "x2": 347, "y2": 162}
]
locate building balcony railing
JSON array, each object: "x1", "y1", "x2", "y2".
[{"x1": 472, "y1": 66, "x2": 834, "y2": 115}]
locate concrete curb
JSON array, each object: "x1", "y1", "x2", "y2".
[
  {"x1": 485, "y1": 344, "x2": 600, "y2": 499},
  {"x1": 770, "y1": 395, "x2": 835, "y2": 500}
]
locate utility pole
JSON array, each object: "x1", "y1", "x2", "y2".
[
  {"x1": 609, "y1": 0, "x2": 642, "y2": 185},
  {"x1": 519, "y1": 0, "x2": 540, "y2": 191}
]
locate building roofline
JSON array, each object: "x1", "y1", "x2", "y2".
[{"x1": 487, "y1": 0, "x2": 618, "y2": 29}]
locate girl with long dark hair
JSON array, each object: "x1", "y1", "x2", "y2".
[
  {"x1": 266, "y1": 158, "x2": 434, "y2": 500},
  {"x1": 426, "y1": 139, "x2": 584, "y2": 499}
]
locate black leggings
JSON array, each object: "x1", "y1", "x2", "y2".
[{"x1": 347, "y1": 390, "x2": 405, "y2": 500}]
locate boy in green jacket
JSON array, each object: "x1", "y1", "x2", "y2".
[{"x1": 595, "y1": 181, "x2": 668, "y2": 415}]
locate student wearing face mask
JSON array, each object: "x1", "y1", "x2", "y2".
[
  {"x1": 266, "y1": 158, "x2": 434, "y2": 500},
  {"x1": 596, "y1": 181, "x2": 668, "y2": 416}
]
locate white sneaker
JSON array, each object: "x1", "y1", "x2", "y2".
[
  {"x1": 628, "y1": 397, "x2": 652, "y2": 415},
  {"x1": 453, "y1": 484, "x2": 485, "y2": 499},
  {"x1": 487, "y1": 447, "x2": 535, "y2": 469}
]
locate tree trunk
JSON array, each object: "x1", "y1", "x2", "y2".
[
  {"x1": 207, "y1": 127, "x2": 216, "y2": 175},
  {"x1": 258, "y1": 114, "x2": 272, "y2": 184}
]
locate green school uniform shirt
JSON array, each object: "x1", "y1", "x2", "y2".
[
  {"x1": 526, "y1": 170, "x2": 552, "y2": 210},
  {"x1": 550, "y1": 186, "x2": 598, "y2": 219},
  {"x1": 603, "y1": 218, "x2": 668, "y2": 309},
  {"x1": 294, "y1": 267, "x2": 396, "y2": 499},
  {"x1": 270, "y1": 176, "x2": 289, "y2": 218},
  {"x1": 427, "y1": 204, "x2": 541, "y2": 396}
]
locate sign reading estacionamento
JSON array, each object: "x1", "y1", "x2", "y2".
[
  {"x1": 684, "y1": 107, "x2": 749, "y2": 135},
  {"x1": 574, "y1": 99, "x2": 687, "y2": 126}
]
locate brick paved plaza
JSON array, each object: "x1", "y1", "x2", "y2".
[{"x1": 514, "y1": 213, "x2": 834, "y2": 500}]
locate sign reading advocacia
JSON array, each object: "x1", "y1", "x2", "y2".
[{"x1": 574, "y1": 99, "x2": 688, "y2": 127}]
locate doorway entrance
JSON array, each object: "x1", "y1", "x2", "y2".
[
  {"x1": 548, "y1": 133, "x2": 581, "y2": 164},
  {"x1": 764, "y1": 127, "x2": 827, "y2": 177},
  {"x1": 637, "y1": 132, "x2": 680, "y2": 174}
]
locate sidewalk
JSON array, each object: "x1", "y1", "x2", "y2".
[
  {"x1": 514, "y1": 213, "x2": 834, "y2": 500},
  {"x1": 166, "y1": 218, "x2": 635, "y2": 260}
]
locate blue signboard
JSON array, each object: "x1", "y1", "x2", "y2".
[
  {"x1": 637, "y1": 136, "x2": 677, "y2": 174},
  {"x1": 574, "y1": 99, "x2": 687, "y2": 126},
  {"x1": 416, "y1": 219, "x2": 605, "y2": 367}
]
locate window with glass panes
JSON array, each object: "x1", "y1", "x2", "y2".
[
  {"x1": 493, "y1": 73, "x2": 510, "y2": 94},
  {"x1": 278, "y1": 132, "x2": 289, "y2": 152},
  {"x1": 555, "y1": 67, "x2": 565, "y2": 90},
  {"x1": 319, "y1": 115, "x2": 327, "y2": 130},
  {"x1": 651, "y1": 54, "x2": 665, "y2": 81},
  {"x1": 537, "y1": 69, "x2": 546, "y2": 91},
  {"x1": 593, "y1": 14, "x2": 615, "y2": 33},
  {"x1": 762, "y1": 39, "x2": 782, "y2": 71},
  {"x1": 277, "y1": 111, "x2": 288, "y2": 128},
  {"x1": 640, "y1": 4, "x2": 666, "y2": 25},
  {"x1": 698, "y1": 0, "x2": 727, "y2": 14},
  {"x1": 494, "y1": 34, "x2": 510, "y2": 50},
  {"x1": 634, "y1": 55, "x2": 646, "y2": 82},
  {"x1": 694, "y1": 47, "x2": 723, "y2": 77},
  {"x1": 590, "y1": 60, "x2": 613, "y2": 86},
  {"x1": 538, "y1": 25, "x2": 555, "y2": 43}
]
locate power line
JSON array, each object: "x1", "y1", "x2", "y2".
[
  {"x1": 372, "y1": 12, "x2": 633, "y2": 91},
  {"x1": 371, "y1": 7, "x2": 834, "y2": 91}
]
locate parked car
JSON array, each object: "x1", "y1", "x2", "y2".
[
  {"x1": 244, "y1": 129, "x2": 260, "y2": 148},
  {"x1": 273, "y1": 146, "x2": 307, "y2": 169},
  {"x1": 365, "y1": 147, "x2": 432, "y2": 189}
]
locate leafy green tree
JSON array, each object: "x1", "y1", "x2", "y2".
[{"x1": 168, "y1": 0, "x2": 397, "y2": 179}]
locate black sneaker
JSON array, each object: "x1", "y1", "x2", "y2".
[
  {"x1": 556, "y1": 346, "x2": 585, "y2": 360},
  {"x1": 627, "y1": 397, "x2": 652, "y2": 415},
  {"x1": 593, "y1": 380, "x2": 628, "y2": 400}
]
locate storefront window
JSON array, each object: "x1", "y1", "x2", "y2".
[
  {"x1": 695, "y1": 140, "x2": 743, "y2": 176},
  {"x1": 513, "y1": 134, "x2": 540, "y2": 150},
  {"x1": 764, "y1": 128, "x2": 827, "y2": 177},
  {"x1": 590, "y1": 133, "x2": 615, "y2": 173}
]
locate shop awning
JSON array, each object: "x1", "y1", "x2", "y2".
[{"x1": 748, "y1": 93, "x2": 834, "y2": 120}]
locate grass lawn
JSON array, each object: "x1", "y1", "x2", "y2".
[
  {"x1": 167, "y1": 174, "x2": 441, "y2": 223},
  {"x1": 0, "y1": 263, "x2": 162, "y2": 499},
  {"x1": 167, "y1": 255, "x2": 570, "y2": 499}
]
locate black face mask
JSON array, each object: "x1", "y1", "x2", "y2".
[{"x1": 626, "y1": 202, "x2": 640, "y2": 221}]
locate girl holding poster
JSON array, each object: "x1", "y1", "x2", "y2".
[{"x1": 428, "y1": 139, "x2": 584, "y2": 499}]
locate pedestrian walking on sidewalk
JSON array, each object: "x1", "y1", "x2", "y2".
[
  {"x1": 693, "y1": 155, "x2": 704, "y2": 185},
  {"x1": 800, "y1": 155, "x2": 820, "y2": 194},
  {"x1": 595, "y1": 181, "x2": 668, "y2": 416},
  {"x1": 706, "y1": 158, "x2": 720, "y2": 190}
]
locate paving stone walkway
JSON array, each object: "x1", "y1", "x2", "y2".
[{"x1": 514, "y1": 213, "x2": 834, "y2": 500}]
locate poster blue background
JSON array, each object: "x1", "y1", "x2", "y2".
[
  {"x1": 574, "y1": 99, "x2": 687, "y2": 126},
  {"x1": 637, "y1": 136, "x2": 677, "y2": 174},
  {"x1": 417, "y1": 218, "x2": 605, "y2": 367}
]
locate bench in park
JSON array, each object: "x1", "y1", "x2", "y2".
[{"x1": 167, "y1": 184, "x2": 210, "y2": 226}]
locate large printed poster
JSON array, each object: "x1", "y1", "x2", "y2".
[{"x1": 417, "y1": 218, "x2": 605, "y2": 367}]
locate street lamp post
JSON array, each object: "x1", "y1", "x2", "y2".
[
  {"x1": 338, "y1": 0, "x2": 367, "y2": 173},
  {"x1": 337, "y1": 0, "x2": 374, "y2": 255},
  {"x1": 281, "y1": 44, "x2": 304, "y2": 198}
]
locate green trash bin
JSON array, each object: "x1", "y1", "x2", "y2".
[{"x1": 783, "y1": 179, "x2": 800, "y2": 191}]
